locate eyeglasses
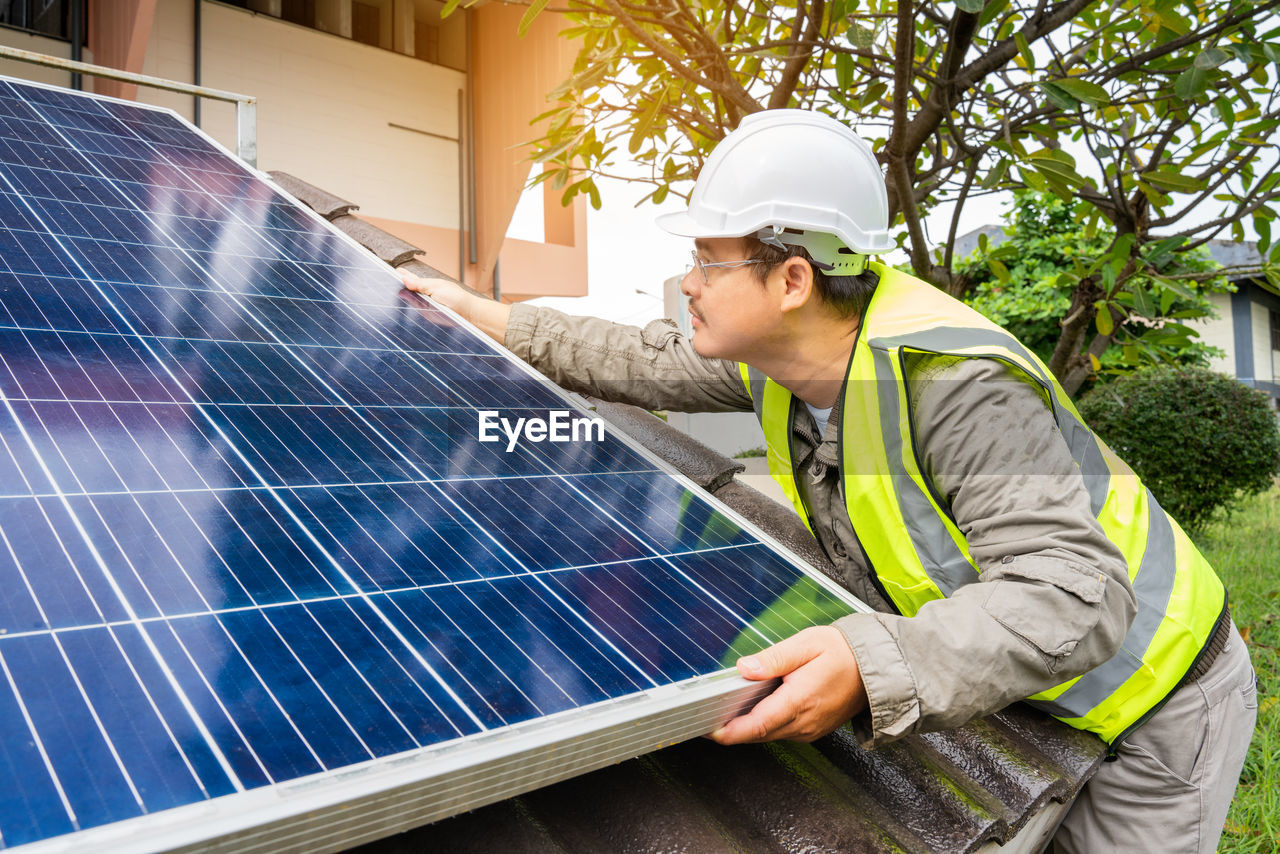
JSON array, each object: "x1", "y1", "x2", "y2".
[{"x1": 688, "y1": 250, "x2": 764, "y2": 284}]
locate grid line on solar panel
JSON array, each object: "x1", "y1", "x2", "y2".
[
  {"x1": 0, "y1": 77, "x2": 862, "y2": 849},
  {"x1": 0, "y1": 142, "x2": 503, "y2": 767},
  {"x1": 0, "y1": 102, "x2": 734, "y2": 707},
  {"x1": 0, "y1": 99, "x2": 689, "y2": 741}
]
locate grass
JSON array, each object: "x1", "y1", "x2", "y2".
[{"x1": 1195, "y1": 485, "x2": 1280, "y2": 852}]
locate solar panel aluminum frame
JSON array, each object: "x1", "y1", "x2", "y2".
[{"x1": 0, "y1": 76, "x2": 874, "y2": 854}]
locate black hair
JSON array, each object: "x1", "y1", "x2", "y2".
[{"x1": 745, "y1": 237, "x2": 879, "y2": 319}]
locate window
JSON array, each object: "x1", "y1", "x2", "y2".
[
  {"x1": 1271, "y1": 309, "x2": 1280, "y2": 352},
  {"x1": 281, "y1": 0, "x2": 315, "y2": 27},
  {"x1": 351, "y1": 1, "x2": 380, "y2": 48},
  {"x1": 0, "y1": 0, "x2": 70, "y2": 40},
  {"x1": 218, "y1": 0, "x2": 461, "y2": 68},
  {"x1": 414, "y1": 21, "x2": 439, "y2": 64}
]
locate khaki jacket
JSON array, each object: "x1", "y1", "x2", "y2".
[{"x1": 505, "y1": 304, "x2": 1136, "y2": 747}]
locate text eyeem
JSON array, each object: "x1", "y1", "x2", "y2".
[{"x1": 478, "y1": 410, "x2": 606, "y2": 452}]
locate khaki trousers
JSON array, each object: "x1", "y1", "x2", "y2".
[{"x1": 1053, "y1": 623, "x2": 1257, "y2": 854}]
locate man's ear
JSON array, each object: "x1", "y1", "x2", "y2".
[{"x1": 777, "y1": 256, "x2": 815, "y2": 313}]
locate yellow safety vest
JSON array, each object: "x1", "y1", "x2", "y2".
[{"x1": 738, "y1": 261, "x2": 1226, "y2": 745}]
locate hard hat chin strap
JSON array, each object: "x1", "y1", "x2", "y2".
[{"x1": 755, "y1": 225, "x2": 869, "y2": 276}]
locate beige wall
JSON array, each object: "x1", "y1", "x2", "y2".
[
  {"x1": 0, "y1": 29, "x2": 84, "y2": 89},
  {"x1": 1196, "y1": 292, "x2": 1235, "y2": 375},
  {"x1": 1253, "y1": 301, "x2": 1275, "y2": 383},
  {"x1": 137, "y1": 0, "x2": 463, "y2": 229}
]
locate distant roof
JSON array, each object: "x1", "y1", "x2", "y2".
[{"x1": 274, "y1": 171, "x2": 1108, "y2": 854}]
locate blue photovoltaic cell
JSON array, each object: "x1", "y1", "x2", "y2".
[{"x1": 0, "y1": 77, "x2": 855, "y2": 849}]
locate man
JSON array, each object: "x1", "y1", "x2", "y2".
[{"x1": 403, "y1": 110, "x2": 1255, "y2": 852}]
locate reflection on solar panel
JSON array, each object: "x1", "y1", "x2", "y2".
[{"x1": 0, "y1": 76, "x2": 863, "y2": 851}]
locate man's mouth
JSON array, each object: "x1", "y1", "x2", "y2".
[{"x1": 689, "y1": 304, "x2": 704, "y2": 326}]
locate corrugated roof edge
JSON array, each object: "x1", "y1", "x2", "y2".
[{"x1": 278, "y1": 176, "x2": 1107, "y2": 853}]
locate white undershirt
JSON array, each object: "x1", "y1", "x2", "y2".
[{"x1": 805, "y1": 402, "x2": 833, "y2": 435}]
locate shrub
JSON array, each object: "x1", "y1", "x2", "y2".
[{"x1": 1078, "y1": 368, "x2": 1280, "y2": 530}]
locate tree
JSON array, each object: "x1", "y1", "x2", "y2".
[
  {"x1": 1078, "y1": 368, "x2": 1280, "y2": 529},
  {"x1": 959, "y1": 190, "x2": 1230, "y2": 379},
  {"x1": 468, "y1": 0, "x2": 1280, "y2": 395}
]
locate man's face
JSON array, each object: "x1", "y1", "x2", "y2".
[{"x1": 681, "y1": 237, "x2": 778, "y2": 362}]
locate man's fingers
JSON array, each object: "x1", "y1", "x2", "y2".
[
  {"x1": 709, "y1": 685, "x2": 799, "y2": 744},
  {"x1": 400, "y1": 270, "x2": 432, "y2": 292},
  {"x1": 736, "y1": 627, "x2": 825, "y2": 681}
]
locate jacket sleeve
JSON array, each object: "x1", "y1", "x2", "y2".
[
  {"x1": 833, "y1": 356, "x2": 1138, "y2": 745},
  {"x1": 504, "y1": 303, "x2": 753, "y2": 413}
]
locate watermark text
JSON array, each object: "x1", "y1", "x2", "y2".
[{"x1": 478, "y1": 410, "x2": 606, "y2": 452}]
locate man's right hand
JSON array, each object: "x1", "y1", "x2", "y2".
[
  {"x1": 401, "y1": 271, "x2": 475, "y2": 318},
  {"x1": 400, "y1": 270, "x2": 512, "y2": 345}
]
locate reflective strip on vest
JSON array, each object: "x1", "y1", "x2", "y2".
[
  {"x1": 740, "y1": 362, "x2": 814, "y2": 534},
  {"x1": 739, "y1": 261, "x2": 1226, "y2": 743}
]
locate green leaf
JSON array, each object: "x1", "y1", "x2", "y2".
[
  {"x1": 1153, "y1": 275, "x2": 1195, "y2": 300},
  {"x1": 956, "y1": 0, "x2": 984, "y2": 13},
  {"x1": 441, "y1": 0, "x2": 463, "y2": 18},
  {"x1": 629, "y1": 88, "x2": 665, "y2": 154},
  {"x1": 977, "y1": 0, "x2": 1008, "y2": 28},
  {"x1": 653, "y1": 184, "x2": 669, "y2": 204},
  {"x1": 1144, "y1": 234, "x2": 1187, "y2": 266},
  {"x1": 1014, "y1": 33, "x2": 1034, "y2": 70},
  {"x1": 1194, "y1": 47, "x2": 1230, "y2": 70},
  {"x1": 852, "y1": 24, "x2": 877, "y2": 51},
  {"x1": 1037, "y1": 81, "x2": 1079, "y2": 111},
  {"x1": 1131, "y1": 284, "x2": 1156, "y2": 318},
  {"x1": 1053, "y1": 77, "x2": 1109, "y2": 106},
  {"x1": 836, "y1": 52, "x2": 854, "y2": 91},
  {"x1": 1027, "y1": 150, "x2": 1088, "y2": 190},
  {"x1": 981, "y1": 157, "x2": 1010, "y2": 190},
  {"x1": 517, "y1": 0, "x2": 550, "y2": 37},
  {"x1": 1143, "y1": 171, "x2": 1208, "y2": 193},
  {"x1": 988, "y1": 257, "x2": 1011, "y2": 282},
  {"x1": 1095, "y1": 304, "x2": 1114, "y2": 336},
  {"x1": 1174, "y1": 67, "x2": 1209, "y2": 101},
  {"x1": 1214, "y1": 97, "x2": 1236, "y2": 127}
]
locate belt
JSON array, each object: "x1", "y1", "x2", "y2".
[{"x1": 1178, "y1": 603, "x2": 1234, "y2": 688}]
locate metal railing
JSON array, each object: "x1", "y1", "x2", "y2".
[{"x1": 0, "y1": 45, "x2": 258, "y2": 166}]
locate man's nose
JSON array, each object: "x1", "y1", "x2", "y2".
[{"x1": 680, "y1": 267, "x2": 698, "y2": 299}]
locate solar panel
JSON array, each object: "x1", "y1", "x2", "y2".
[{"x1": 0, "y1": 76, "x2": 866, "y2": 851}]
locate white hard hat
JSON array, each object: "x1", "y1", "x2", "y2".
[{"x1": 656, "y1": 109, "x2": 892, "y2": 266}]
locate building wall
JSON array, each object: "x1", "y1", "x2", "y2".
[
  {"x1": 0, "y1": 28, "x2": 82, "y2": 88},
  {"x1": 1197, "y1": 292, "x2": 1235, "y2": 374},
  {"x1": 1252, "y1": 300, "x2": 1273, "y2": 384},
  {"x1": 136, "y1": 0, "x2": 463, "y2": 231}
]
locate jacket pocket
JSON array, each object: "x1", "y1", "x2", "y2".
[{"x1": 982, "y1": 557, "x2": 1107, "y2": 673}]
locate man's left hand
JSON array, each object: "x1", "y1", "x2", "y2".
[{"x1": 709, "y1": 626, "x2": 867, "y2": 744}]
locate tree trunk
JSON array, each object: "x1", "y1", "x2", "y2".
[{"x1": 1048, "y1": 276, "x2": 1103, "y2": 394}]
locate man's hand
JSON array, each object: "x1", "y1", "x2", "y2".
[
  {"x1": 401, "y1": 270, "x2": 475, "y2": 317},
  {"x1": 400, "y1": 270, "x2": 511, "y2": 344},
  {"x1": 709, "y1": 626, "x2": 867, "y2": 744}
]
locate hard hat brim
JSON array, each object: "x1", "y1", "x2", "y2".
[{"x1": 655, "y1": 209, "x2": 753, "y2": 240}]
